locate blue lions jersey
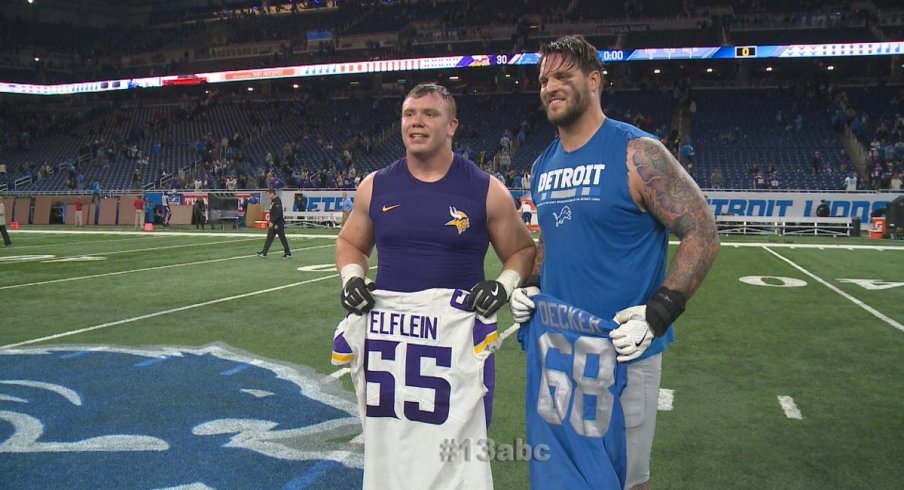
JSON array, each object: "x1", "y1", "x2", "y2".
[
  {"x1": 530, "y1": 117, "x2": 673, "y2": 361},
  {"x1": 521, "y1": 294, "x2": 628, "y2": 490}
]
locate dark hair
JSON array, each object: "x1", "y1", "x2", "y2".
[
  {"x1": 405, "y1": 83, "x2": 457, "y2": 119},
  {"x1": 539, "y1": 35, "x2": 604, "y2": 78}
]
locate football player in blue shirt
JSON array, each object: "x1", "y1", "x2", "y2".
[{"x1": 511, "y1": 35, "x2": 720, "y2": 489}]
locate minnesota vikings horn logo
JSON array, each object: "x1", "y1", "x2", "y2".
[{"x1": 445, "y1": 206, "x2": 470, "y2": 235}]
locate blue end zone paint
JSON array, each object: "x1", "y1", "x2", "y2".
[
  {"x1": 59, "y1": 351, "x2": 92, "y2": 359},
  {"x1": 134, "y1": 356, "x2": 170, "y2": 367},
  {"x1": 281, "y1": 460, "x2": 340, "y2": 490},
  {"x1": 221, "y1": 364, "x2": 252, "y2": 376},
  {"x1": 0, "y1": 345, "x2": 364, "y2": 489}
]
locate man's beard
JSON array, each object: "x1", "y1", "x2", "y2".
[{"x1": 545, "y1": 89, "x2": 588, "y2": 128}]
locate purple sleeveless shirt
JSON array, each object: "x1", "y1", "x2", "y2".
[{"x1": 370, "y1": 154, "x2": 491, "y2": 292}]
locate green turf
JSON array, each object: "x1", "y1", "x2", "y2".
[{"x1": 2, "y1": 227, "x2": 903, "y2": 489}]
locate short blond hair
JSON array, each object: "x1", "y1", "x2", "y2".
[{"x1": 405, "y1": 83, "x2": 457, "y2": 119}]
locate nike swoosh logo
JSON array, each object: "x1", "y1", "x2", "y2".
[
  {"x1": 382, "y1": 204, "x2": 401, "y2": 212},
  {"x1": 635, "y1": 337, "x2": 645, "y2": 347},
  {"x1": 491, "y1": 284, "x2": 499, "y2": 296}
]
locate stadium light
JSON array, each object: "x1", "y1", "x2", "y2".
[
  {"x1": 292, "y1": 83, "x2": 299, "y2": 89},
  {"x1": 766, "y1": 66, "x2": 773, "y2": 72},
  {"x1": 827, "y1": 65, "x2": 835, "y2": 71},
  {"x1": 33, "y1": 57, "x2": 40, "y2": 62},
  {"x1": 247, "y1": 86, "x2": 254, "y2": 92},
  {"x1": 27, "y1": 0, "x2": 34, "y2": 4},
  {"x1": 653, "y1": 69, "x2": 661, "y2": 74},
  {"x1": 448, "y1": 76, "x2": 459, "y2": 81},
  {"x1": 706, "y1": 68, "x2": 713, "y2": 73},
  {"x1": 602, "y1": 70, "x2": 608, "y2": 75}
]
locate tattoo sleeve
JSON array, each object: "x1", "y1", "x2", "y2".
[
  {"x1": 532, "y1": 232, "x2": 544, "y2": 276},
  {"x1": 629, "y1": 137, "x2": 720, "y2": 298}
]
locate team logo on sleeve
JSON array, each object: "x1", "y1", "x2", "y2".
[{"x1": 445, "y1": 207, "x2": 470, "y2": 235}]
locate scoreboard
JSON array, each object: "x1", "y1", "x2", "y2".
[{"x1": 2, "y1": 41, "x2": 902, "y2": 96}]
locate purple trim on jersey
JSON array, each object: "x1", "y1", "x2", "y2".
[
  {"x1": 472, "y1": 319, "x2": 496, "y2": 348},
  {"x1": 332, "y1": 333, "x2": 352, "y2": 355},
  {"x1": 483, "y1": 354, "x2": 495, "y2": 427},
  {"x1": 370, "y1": 155, "x2": 491, "y2": 292},
  {"x1": 449, "y1": 289, "x2": 471, "y2": 311}
]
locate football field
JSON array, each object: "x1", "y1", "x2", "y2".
[{"x1": 1, "y1": 227, "x2": 903, "y2": 489}]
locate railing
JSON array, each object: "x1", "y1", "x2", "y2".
[{"x1": 715, "y1": 215, "x2": 857, "y2": 237}]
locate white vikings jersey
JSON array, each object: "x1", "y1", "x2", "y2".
[{"x1": 332, "y1": 288, "x2": 499, "y2": 490}]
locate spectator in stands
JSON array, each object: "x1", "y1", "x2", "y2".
[
  {"x1": 871, "y1": 163, "x2": 884, "y2": 190},
  {"x1": 769, "y1": 173, "x2": 780, "y2": 190},
  {"x1": 91, "y1": 180, "x2": 102, "y2": 204},
  {"x1": 811, "y1": 151, "x2": 821, "y2": 174},
  {"x1": 520, "y1": 172, "x2": 530, "y2": 191},
  {"x1": 496, "y1": 149, "x2": 512, "y2": 171},
  {"x1": 816, "y1": 200, "x2": 830, "y2": 217},
  {"x1": 710, "y1": 168, "x2": 724, "y2": 189},
  {"x1": 749, "y1": 162, "x2": 759, "y2": 174},
  {"x1": 844, "y1": 172, "x2": 858, "y2": 191},
  {"x1": 891, "y1": 173, "x2": 902, "y2": 191},
  {"x1": 754, "y1": 171, "x2": 766, "y2": 190},
  {"x1": 0, "y1": 199, "x2": 10, "y2": 246}
]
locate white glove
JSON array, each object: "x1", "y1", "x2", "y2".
[
  {"x1": 610, "y1": 305, "x2": 654, "y2": 362},
  {"x1": 510, "y1": 286, "x2": 540, "y2": 323}
]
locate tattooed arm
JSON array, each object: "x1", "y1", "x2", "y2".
[
  {"x1": 627, "y1": 137, "x2": 720, "y2": 298},
  {"x1": 531, "y1": 231, "x2": 544, "y2": 276}
]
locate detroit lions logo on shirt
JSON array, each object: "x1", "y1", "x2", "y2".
[
  {"x1": 445, "y1": 206, "x2": 470, "y2": 235},
  {"x1": 553, "y1": 206, "x2": 572, "y2": 227}
]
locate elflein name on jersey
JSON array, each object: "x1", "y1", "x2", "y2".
[{"x1": 367, "y1": 310, "x2": 439, "y2": 340}]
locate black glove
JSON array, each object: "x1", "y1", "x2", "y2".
[
  {"x1": 468, "y1": 280, "x2": 507, "y2": 317},
  {"x1": 341, "y1": 277, "x2": 376, "y2": 315},
  {"x1": 645, "y1": 287, "x2": 687, "y2": 337}
]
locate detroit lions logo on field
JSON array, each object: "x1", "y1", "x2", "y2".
[
  {"x1": 0, "y1": 344, "x2": 363, "y2": 489},
  {"x1": 553, "y1": 206, "x2": 572, "y2": 227},
  {"x1": 445, "y1": 206, "x2": 470, "y2": 235}
]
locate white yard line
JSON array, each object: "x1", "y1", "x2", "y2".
[
  {"x1": 0, "y1": 243, "x2": 335, "y2": 291},
  {"x1": 777, "y1": 395, "x2": 803, "y2": 419},
  {"x1": 4, "y1": 235, "x2": 158, "y2": 250},
  {"x1": 63, "y1": 237, "x2": 262, "y2": 257},
  {"x1": 658, "y1": 388, "x2": 675, "y2": 411},
  {"x1": 0, "y1": 273, "x2": 339, "y2": 350},
  {"x1": 329, "y1": 368, "x2": 351, "y2": 379},
  {"x1": 762, "y1": 247, "x2": 904, "y2": 333}
]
